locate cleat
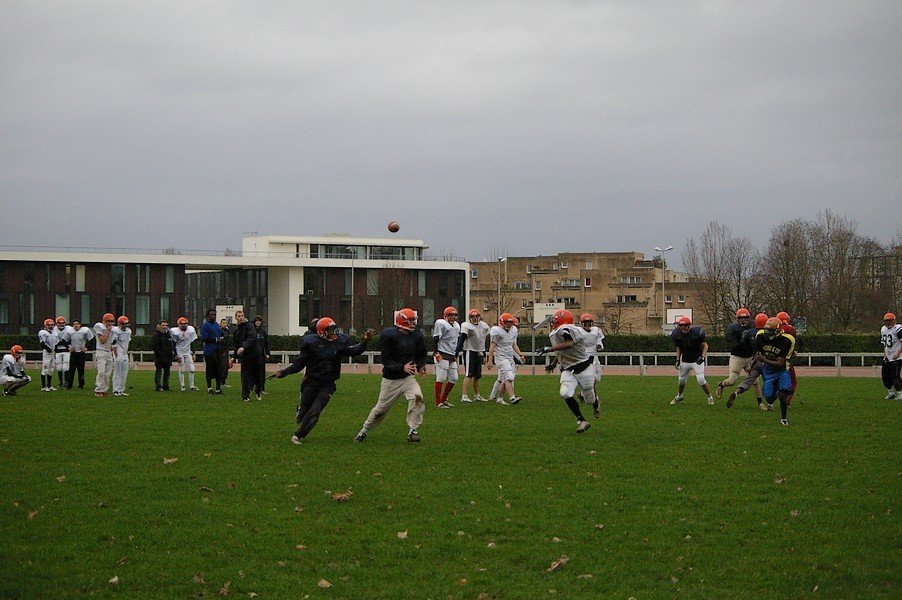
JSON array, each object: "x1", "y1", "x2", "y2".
[
  {"x1": 407, "y1": 429, "x2": 421, "y2": 443},
  {"x1": 727, "y1": 392, "x2": 736, "y2": 408},
  {"x1": 758, "y1": 401, "x2": 768, "y2": 411},
  {"x1": 495, "y1": 398, "x2": 508, "y2": 405},
  {"x1": 576, "y1": 420, "x2": 591, "y2": 433},
  {"x1": 290, "y1": 435, "x2": 302, "y2": 445},
  {"x1": 207, "y1": 388, "x2": 214, "y2": 394},
  {"x1": 354, "y1": 430, "x2": 367, "y2": 443},
  {"x1": 189, "y1": 386, "x2": 200, "y2": 391},
  {"x1": 436, "y1": 403, "x2": 451, "y2": 409},
  {"x1": 510, "y1": 396, "x2": 522, "y2": 405},
  {"x1": 41, "y1": 387, "x2": 49, "y2": 392},
  {"x1": 707, "y1": 396, "x2": 715, "y2": 405},
  {"x1": 3, "y1": 390, "x2": 14, "y2": 397},
  {"x1": 765, "y1": 403, "x2": 775, "y2": 411},
  {"x1": 885, "y1": 390, "x2": 897, "y2": 400},
  {"x1": 474, "y1": 395, "x2": 487, "y2": 402},
  {"x1": 255, "y1": 393, "x2": 262, "y2": 401},
  {"x1": 180, "y1": 386, "x2": 186, "y2": 392},
  {"x1": 48, "y1": 386, "x2": 57, "y2": 391},
  {"x1": 715, "y1": 383, "x2": 724, "y2": 399},
  {"x1": 443, "y1": 401, "x2": 455, "y2": 407},
  {"x1": 460, "y1": 396, "x2": 473, "y2": 403},
  {"x1": 242, "y1": 397, "x2": 250, "y2": 402},
  {"x1": 780, "y1": 419, "x2": 789, "y2": 426},
  {"x1": 669, "y1": 395, "x2": 683, "y2": 405},
  {"x1": 94, "y1": 392, "x2": 106, "y2": 397},
  {"x1": 213, "y1": 389, "x2": 223, "y2": 395}
]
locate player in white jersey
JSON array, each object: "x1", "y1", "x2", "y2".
[
  {"x1": 93, "y1": 313, "x2": 117, "y2": 396},
  {"x1": 487, "y1": 313, "x2": 525, "y2": 405},
  {"x1": 458, "y1": 309, "x2": 491, "y2": 403},
  {"x1": 111, "y1": 316, "x2": 132, "y2": 396},
  {"x1": 579, "y1": 313, "x2": 605, "y2": 418},
  {"x1": 170, "y1": 317, "x2": 199, "y2": 391},
  {"x1": 539, "y1": 309, "x2": 595, "y2": 433},
  {"x1": 880, "y1": 312, "x2": 902, "y2": 399},
  {"x1": 38, "y1": 318, "x2": 59, "y2": 391},
  {"x1": 1, "y1": 345, "x2": 31, "y2": 396},
  {"x1": 67, "y1": 320, "x2": 94, "y2": 389},
  {"x1": 53, "y1": 316, "x2": 75, "y2": 389},
  {"x1": 432, "y1": 306, "x2": 461, "y2": 408}
]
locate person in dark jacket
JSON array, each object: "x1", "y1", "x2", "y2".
[
  {"x1": 151, "y1": 320, "x2": 176, "y2": 391},
  {"x1": 355, "y1": 308, "x2": 428, "y2": 443},
  {"x1": 218, "y1": 318, "x2": 232, "y2": 387},
  {"x1": 271, "y1": 317, "x2": 374, "y2": 444},
  {"x1": 716, "y1": 308, "x2": 761, "y2": 404},
  {"x1": 235, "y1": 312, "x2": 269, "y2": 401},
  {"x1": 669, "y1": 315, "x2": 714, "y2": 405},
  {"x1": 200, "y1": 308, "x2": 224, "y2": 394}
]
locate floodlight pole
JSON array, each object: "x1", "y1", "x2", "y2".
[
  {"x1": 654, "y1": 245, "x2": 674, "y2": 332},
  {"x1": 346, "y1": 246, "x2": 355, "y2": 335}
]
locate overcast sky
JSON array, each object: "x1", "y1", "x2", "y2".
[{"x1": 2, "y1": 2, "x2": 899, "y2": 265}]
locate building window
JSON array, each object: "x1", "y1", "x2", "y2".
[
  {"x1": 80, "y1": 294, "x2": 91, "y2": 324},
  {"x1": 585, "y1": 261, "x2": 593, "y2": 270},
  {"x1": 678, "y1": 295, "x2": 686, "y2": 304},
  {"x1": 75, "y1": 265, "x2": 86, "y2": 292},
  {"x1": 56, "y1": 294, "x2": 70, "y2": 319},
  {"x1": 521, "y1": 299, "x2": 533, "y2": 308},
  {"x1": 366, "y1": 270, "x2": 379, "y2": 295},
  {"x1": 471, "y1": 268, "x2": 478, "y2": 279},
  {"x1": 560, "y1": 261, "x2": 568, "y2": 269},
  {"x1": 514, "y1": 282, "x2": 531, "y2": 290},
  {"x1": 535, "y1": 280, "x2": 541, "y2": 290},
  {"x1": 665, "y1": 295, "x2": 672, "y2": 304},
  {"x1": 584, "y1": 277, "x2": 591, "y2": 288},
  {"x1": 111, "y1": 265, "x2": 125, "y2": 294},
  {"x1": 0, "y1": 298, "x2": 8, "y2": 325},
  {"x1": 483, "y1": 301, "x2": 491, "y2": 312},
  {"x1": 620, "y1": 276, "x2": 642, "y2": 284},
  {"x1": 616, "y1": 295, "x2": 638, "y2": 303},
  {"x1": 165, "y1": 266, "x2": 175, "y2": 293},
  {"x1": 418, "y1": 271, "x2": 426, "y2": 297},
  {"x1": 136, "y1": 295, "x2": 150, "y2": 324},
  {"x1": 160, "y1": 296, "x2": 170, "y2": 321}
]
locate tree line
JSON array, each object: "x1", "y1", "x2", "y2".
[{"x1": 682, "y1": 210, "x2": 900, "y2": 334}]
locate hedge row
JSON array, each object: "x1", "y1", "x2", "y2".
[{"x1": 0, "y1": 332, "x2": 883, "y2": 354}]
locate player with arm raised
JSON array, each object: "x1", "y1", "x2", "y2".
[{"x1": 538, "y1": 309, "x2": 595, "y2": 433}]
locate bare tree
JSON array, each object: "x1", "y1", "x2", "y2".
[
  {"x1": 810, "y1": 210, "x2": 866, "y2": 331},
  {"x1": 724, "y1": 235, "x2": 763, "y2": 316},
  {"x1": 759, "y1": 219, "x2": 817, "y2": 323},
  {"x1": 682, "y1": 221, "x2": 733, "y2": 334}
]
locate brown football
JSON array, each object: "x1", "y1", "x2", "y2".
[{"x1": 387, "y1": 221, "x2": 400, "y2": 233}]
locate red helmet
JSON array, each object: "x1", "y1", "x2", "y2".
[
  {"x1": 103, "y1": 313, "x2": 116, "y2": 323},
  {"x1": 56, "y1": 316, "x2": 66, "y2": 325},
  {"x1": 776, "y1": 311, "x2": 790, "y2": 324},
  {"x1": 468, "y1": 309, "x2": 481, "y2": 319},
  {"x1": 754, "y1": 313, "x2": 769, "y2": 329},
  {"x1": 117, "y1": 316, "x2": 129, "y2": 326},
  {"x1": 177, "y1": 317, "x2": 188, "y2": 325},
  {"x1": 676, "y1": 315, "x2": 691, "y2": 326},
  {"x1": 552, "y1": 309, "x2": 574, "y2": 328},
  {"x1": 395, "y1": 308, "x2": 417, "y2": 331},
  {"x1": 736, "y1": 308, "x2": 751, "y2": 318},
  {"x1": 765, "y1": 317, "x2": 783, "y2": 336},
  {"x1": 443, "y1": 306, "x2": 458, "y2": 319},
  {"x1": 43, "y1": 318, "x2": 54, "y2": 327},
  {"x1": 884, "y1": 312, "x2": 896, "y2": 322},
  {"x1": 580, "y1": 313, "x2": 595, "y2": 323},
  {"x1": 11, "y1": 345, "x2": 23, "y2": 356},
  {"x1": 316, "y1": 317, "x2": 338, "y2": 340},
  {"x1": 499, "y1": 312, "x2": 515, "y2": 326}
]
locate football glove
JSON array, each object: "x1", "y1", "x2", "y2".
[
  {"x1": 696, "y1": 357, "x2": 705, "y2": 365},
  {"x1": 538, "y1": 346, "x2": 551, "y2": 356}
]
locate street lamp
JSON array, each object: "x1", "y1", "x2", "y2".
[
  {"x1": 346, "y1": 246, "x2": 355, "y2": 335},
  {"x1": 654, "y1": 245, "x2": 673, "y2": 332}
]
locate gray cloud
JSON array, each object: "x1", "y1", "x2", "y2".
[{"x1": 2, "y1": 2, "x2": 899, "y2": 262}]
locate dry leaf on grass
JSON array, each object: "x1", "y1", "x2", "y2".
[
  {"x1": 192, "y1": 573, "x2": 205, "y2": 584},
  {"x1": 219, "y1": 580, "x2": 231, "y2": 596},
  {"x1": 790, "y1": 509, "x2": 800, "y2": 517},
  {"x1": 56, "y1": 475, "x2": 66, "y2": 482},
  {"x1": 397, "y1": 530, "x2": 408, "y2": 539},
  {"x1": 487, "y1": 542, "x2": 496, "y2": 549},
  {"x1": 108, "y1": 575, "x2": 120, "y2": 586},
  {"x1": 594, "y1": 524, "x2": 604, "y2": 530},
  {"x1": 163, "y1": 456, "x2": 178, "y2": 464},
  {"x1": 773, "y1": 474, "x2": 785, "y2": 484},
  {"x1": 457, "y1": 578, "x2": 468, "y2": 585},
  {"x1": 552, "y1": 537, "x2": 561, "y2": 543},
  {"x1": 545, "y1": 555, "x2": 569, "y2": 572},
  {"x1": 317, "y1": 579, "x2": 332, "y2": 588},
  {"x1": 295, "y1": 544, "x2": 307, "y2": 551},
  {"x1": 331, "y1": 490, "x2": 353, "y2": 502},
  {"x1": 199, "y1": 486, "x2": 214, "y2": 493},
  {"x1": 27, "y1": 510, "x2": 38, "y2": 520},
  {"x1": 577, "y1": 574, "x2": 593, "y2": 580},
  {"x1": 203, "y1": 452, "x2": 212, "y2": 458}
]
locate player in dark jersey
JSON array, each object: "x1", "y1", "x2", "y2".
[{"x1": 755, "y1": 317, "x2": 796, "y2": 426}]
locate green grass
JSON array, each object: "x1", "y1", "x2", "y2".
[{"x1": 1, "y1": 372, "x2": 899, "y2": 598}]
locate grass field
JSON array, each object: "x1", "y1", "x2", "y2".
[{"x1": 1, "y1": 371, "x2": 899, "y2": 598}]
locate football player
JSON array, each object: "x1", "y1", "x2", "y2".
[
  {"x1": 880, "y1": 312, "x2": 902, "y2": 399},
  {"x1": 486, "y1": 313, "x2": 525, "y2": 405},
  {"x1": 539, "y1": 309, "x2": 595, "y2": 433},
  {"x1": 755, "y1": 317, "x2": 796, "y2": 425},
  {"x1": 38, "y1": 318, "x2": 58, "y2": 391},
  {"x1": 67, "y1": 320, "x2": 94, "y2": 389},
  {"x1": 457, "y1": 309, "x2": 490, "y2": 403},
  {"x1": 433, "y1": 306, "x2": 461, "y2": 408},
  {"x1": 111, "y1": 316, "x2": 132, "y2": 396},
  {"x1": 170, "y1": 317, "x2": 199, "y2": 391},
  {"x1": 716, "y1": 308, "x2": 759, "y2": 404},
  {"x1": 53, "y1": 316, "x2": 74, "y2": 389},
  {"x1": 578, "y1": 313, "x2": 605, "y2": 418},
  {"x1": 1, "y1": 345, "x2": 31, "y2": 396},
  {"x1": 669, "y1": 315, "x2": 714, "y2": 405},
  {"x1": 93, "y1": 313, "x2": 117, "y2": 397}
]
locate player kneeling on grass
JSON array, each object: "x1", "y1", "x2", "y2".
[
  {"x1": 1, "y1": 345, "x2": 31, "y2": 396},
  {"x1": 539, "y1": 309, "x2": 596, "y2": 433},
  {"x1": 271, "y1": 317, "x2": 374, "y2": 445},
  {"x1": 755, "y1": 317, "x2": 796, "y2": 426}
]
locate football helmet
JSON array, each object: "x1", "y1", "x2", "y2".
[
  {"x1": 117, "y1": 316, "x2": 129, "y2": 326},
  {"x1": 735, "y1": 308, "x2": 751, "y2": 318},
  {"x1": 177, "y1": 317, "x2": 189, "y2": 325},
  {"x1": 56, "y1": 316, "x2": 67, "y2": 325},
  {"x1": 551, "y1": 309, "x2": 574, "y2": 328},
  {"x1": 316, "y1": 317, "x2": 338, "y2": 341},
  {"x1": 11, "y1": 345, "x2": 23, "y2": 357},
  {"x1": 103, "y1": 313, "x2": 116, "y2": 323},
  {"x1": 395, "y1": 308, "x2": 417, "y2": 331},
  {"x1": 443, "y1": 306, "x2": 458, "y2": 319},
  {"x1": 764, "y1": 317, "x2": 783, "y2": 337},
  {"x1": 754, "y1": 313, "x2": 769, "y2": 329},
  {"x1": 43, "y1": 318, "x2": 54, "y2": 328},
  {"x1": 776, "y1": 311, "x2": 790, "y2": 324},
  {"x1": 499, "y1": 312, "x2": 515, "y2": 327},
  {"x1": 883, "y1": 312, "x2": 896, "y2": 322},
  {"x1": 675, "y1": 315, "x2": 691, "y2": 326},
  {"x1": 467, "y1": 309, "x2": 481, "y2": 319}
]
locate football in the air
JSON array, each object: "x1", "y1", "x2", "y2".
[{"x1": 387, "y1": 221, "x2": 400, "y2": 233}]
